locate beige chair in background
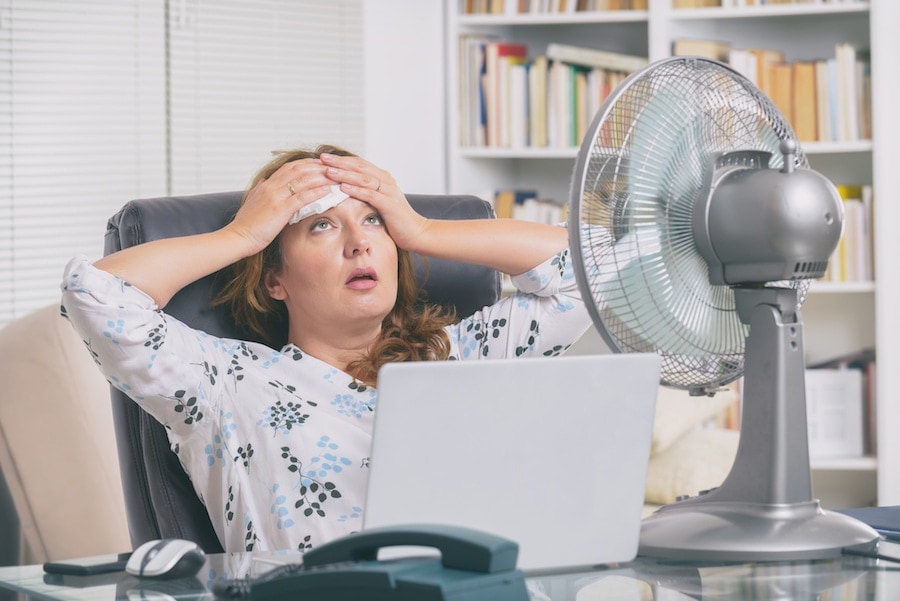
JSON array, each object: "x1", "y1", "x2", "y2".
[{"x1": 0, "y1": 304, "x2": 130, "y2": 563}]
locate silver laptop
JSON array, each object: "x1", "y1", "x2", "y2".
[{"x1": 363, "y1": 353, "x2": 661, "y2": 571}]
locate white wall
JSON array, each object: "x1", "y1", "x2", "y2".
[{"x1": 362, "y1": 0, "x2": 447, "y2": 194}]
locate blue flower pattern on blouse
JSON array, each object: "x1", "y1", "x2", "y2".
[
  {"x1": 59, "y1": 246, "x2": 589, "y2": 554},
  {"x1": 330, "y1": 391, "x2": 375, "y2": 418},
  {"x1": 205, "y1": 433, "x2": 225, "y2": 467},
  {"x1": 306, "y1": 436, "x2": 353, "y2": 482}
]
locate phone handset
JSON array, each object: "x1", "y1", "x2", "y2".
[
  {"x1": 247, "y1": 524, "x2": 529, "y2": 601},
  {"x1": 302, "y1": 523, "x2": 520, "y2": 573}
]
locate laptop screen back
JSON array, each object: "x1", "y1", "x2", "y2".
[{"x1": 364, "y1": 353, "x2": 661, "y2": 570}]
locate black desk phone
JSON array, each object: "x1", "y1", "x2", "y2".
[{"x1": 240, "y1": 524, "x2": 529, "y2": 601}]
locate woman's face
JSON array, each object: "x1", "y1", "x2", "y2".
[{"x1": 265, "y1": 198, "x2": 399, "y2": 332}]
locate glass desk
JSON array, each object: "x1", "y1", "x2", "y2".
[{"x1": 1, "y1": 551, "x2": 898, "y2": 601}]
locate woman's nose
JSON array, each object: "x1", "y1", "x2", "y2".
[{"x1": 345, "y1": 224, "x2": 371, "y2": 257}]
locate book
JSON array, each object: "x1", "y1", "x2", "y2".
[
  {"x1": 827, "y1": 183, "x2": 858, "y2": 282},
  {"x1": 728, "y1": 48, "x2": 758, "y2": 85},
  {"x1": 862, "y1": 184, "x2": 874, "y2": 281},
  {"x1": 808, "y1": 348, "x2": 875, "y2": 371},
  {"x1": 769, "y1": 62, "x2": 794, "y2": 126},
  {"x1": 750, "y1": 48, "x2": 785, "y2": 102},
  {"x1": 484, "y1": 42, "x2": 528, "y2": 147},
  {"x1": 548, "y1": 60, "x2": 573, "y2": 148},
  {"x1": 826, "y1": 57, "x2": 840, "y2": 143},
  {"x1": 836, "y1": 42, "x2": 859, "y2": 142},
  {"x1": 458, "y1": 34, "x2": 495, "y2": 147},
  {"x1": 513, "y1": 197, "x2": 565, "y2": 224},
  {"x1": 545, "y1": 42, "x2": 647, "y2": 73},
  {"x1": 792, "y1": 61, "x2": 817, "y2": 142},
  {"x1": 497, "y1": 53, "x2": 528, "y2": 147},
  {"x1": 493, "y1": 189, "x2": 538, "y2": 219},
  {"x1": 672, "y1": 38, "x2": 731, "y2": 62},
  {"x1": 805, "y1": 368, "x2": 864, "y2": 459},
  {"x1": 528, "y1": 54, "x2": 549, "y2": 147},
  {"x1": 842, "y1": 197, "x2": 864, "y2": 282},
  {"x1": 826, "y1": 183, "x2": 873, "y2": 283},
  {"x1": 857, "y1": 51, "x2": 872, "y2": 139},
  {"x1": 815, "y1": 59, "x2": 832, "y2": 142},
  {"x1": 836, "y1": 506, "x2": 900, "y2": 542},
  {"x1": 809, "y1": 348, "x2": 876, "y2": 456},
  {"x1": 574, "y1": 67, "x2": 589, "y2": 145},
  {"x1": 508, "y1": 60, "x2": 529, "y2": 148}
]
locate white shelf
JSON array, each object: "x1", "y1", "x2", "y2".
[
  {"x1": 809, "y1": 280, "x2": 876, "y2": 294},
  {"x1": 459, "y1": 11, "x2": 648, "y2": 26},
  {"x1": 458, "y1": 147, "x2": 578, "y2": 159},
  {"x1": 458, "y1": 141, "x2": 871, "y2": 160},
  {"x1": 669, "y1": 3, "x2": 869, "y2": 20},
  {"x1": 811, "y1": 456, "x2": 878, "y2": 472},
  {"x1": 802, "y1": 140, "x2": 873, "y2": 155}
]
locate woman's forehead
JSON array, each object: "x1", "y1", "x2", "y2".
[{"x1": 328, "y1": 197, "x2": 372, "y2": 213}]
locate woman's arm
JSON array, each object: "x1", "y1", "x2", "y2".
[
  {"x1": 401, "y1": 217, "x2": 568, "y2": 276},
  {"x1": 95, "y1": 228, "x2": 251, "y2": 308},
  {"x1": 320, "y1": 153, "x2": 569, "y2": 276},
  {"x1": 95, "y1": 158, "x2": 337, "y2": 308},
  {"x1": 449, "y1": 248, "x2": 592, "y2": 360}
]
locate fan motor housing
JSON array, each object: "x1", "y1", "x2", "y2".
[{"x1": 695, "y1": 153, "x2": 843, "y2": 286}]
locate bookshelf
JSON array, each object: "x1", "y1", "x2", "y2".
[{"x1": 446, "y1": 0, "x2": 900, "y2": 507}]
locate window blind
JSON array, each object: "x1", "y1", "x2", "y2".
[
  {"x1": 0, "y1": 0, "x2": 363, "y2": 327},
  {"x1": 0, "y1": 0, "x2": 167, "y2": 326},
  {"x1": 168, "y1": 0, "x2": 364, "y2": 194}
]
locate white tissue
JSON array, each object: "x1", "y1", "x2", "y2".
[{"x1": 288, "y1": 185, "x2": 349, "y2": 224}]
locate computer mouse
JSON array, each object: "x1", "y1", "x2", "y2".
[{"x1": 125, "y1": 538, "x2": 206, "y2": 579}]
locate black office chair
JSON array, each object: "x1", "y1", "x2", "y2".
[{"x1": 103, "y1": 191, "x2": 502, "y2": 552}]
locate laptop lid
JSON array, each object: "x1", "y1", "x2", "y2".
[{"x1": 364, "y1": 353, "x2": 661, "y2": 571}]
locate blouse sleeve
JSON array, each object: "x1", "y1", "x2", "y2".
[
  {"x1": 59, "y1": 256, "x2": 242, "y2": 440},
  {"x1": 448, "y1": 247, "x2": 593, "y2": 360}
]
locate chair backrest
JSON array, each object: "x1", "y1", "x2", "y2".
[{"x1": 103, "y1": 191, "x2": 501, "y2": 552}]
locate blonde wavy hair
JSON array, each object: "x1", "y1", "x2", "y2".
[{"x1": 215, "y1": 145, "x2": 456, "y2": 385}]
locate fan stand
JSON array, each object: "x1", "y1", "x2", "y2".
[{"x1": 639, "y1": 286, "x2": 879, "y2": 561}]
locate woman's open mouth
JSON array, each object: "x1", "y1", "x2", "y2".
[{"x1": 346, "y1": 267, "x2": 378, "y2": 290}]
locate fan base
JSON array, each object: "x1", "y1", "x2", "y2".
[{"x1": 640, "y1": 499, "x2": 879, "y2": 561}]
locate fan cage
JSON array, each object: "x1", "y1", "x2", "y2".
[{"x1": 571, "y1": 58, "x2": 811, "y2": 392}]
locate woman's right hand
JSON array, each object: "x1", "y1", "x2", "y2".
[
  {"x1": 95, "y1": 158, "x2": 339, "y2": 308},
  {"x1": 225, "y1": 158, "x2": 336, "y2": 257}
]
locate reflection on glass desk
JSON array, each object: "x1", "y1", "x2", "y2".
[
  {"x1": 1, "y1": 550, "x2": 898, "y2": 601},
  {"x1": 530, "y1": 556, "x2": 897, "y2": 600}
]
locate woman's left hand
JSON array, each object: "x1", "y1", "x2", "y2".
[
  {"x1": 320, "y1": 153, "x2": 429, "y2": 252},
  {"x1": 321, "y1": 152, "x2": 567, "y2": 275}
]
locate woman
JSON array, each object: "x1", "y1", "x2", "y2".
[{"x1": 61, "y1": 145, "x2": 591, "y2": 552}]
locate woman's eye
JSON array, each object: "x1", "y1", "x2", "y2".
[
  {"x1": 310, "y1": 219, "x2": 332, "y2": 231},
  {"x1": 365, "y1": 213, "x2": 383, "y2": 225}
]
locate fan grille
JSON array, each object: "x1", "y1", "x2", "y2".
[{"x1": 571, "y1": 58, "x2": 810, "y2": 391}]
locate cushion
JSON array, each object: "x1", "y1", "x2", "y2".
[
  {"x1": 651, "y1": 385, "x2": 737, "y2": 455},
  {"x1": 644, "y1": 427, "x2": 740, "y2": 505}
]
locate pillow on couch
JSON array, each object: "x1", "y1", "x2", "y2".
[
  {"x1": 651, "y1": 385, "x2": 737, "y2": 455},
  {"x1": 644, "y1": 385, "x2": 740, "y2": 507},
  {"x1": 645, "y1": 426, "x2": 740, "y2": 505}
]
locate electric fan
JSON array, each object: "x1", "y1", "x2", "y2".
[{"x1": 568, "y1": 57, "x2": 879, "y2": 561}]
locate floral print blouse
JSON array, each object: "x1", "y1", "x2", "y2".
[{"x1": 60, "y1": 248, "x2": 590, "y2": 553}]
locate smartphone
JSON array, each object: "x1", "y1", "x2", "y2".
[
  {"x1": 844, "y1": 538, "x2": 900, "y2": 564},
  {"x1": 871, "y1": 539, "x2": 900, "y2": 562},
  {"x1": 43, "y1": 552, "x2": 133, "y2": 576}
]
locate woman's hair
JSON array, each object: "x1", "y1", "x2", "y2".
[{"x1": 215, "y1": 144, "x2": 455, "y2": 384}]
